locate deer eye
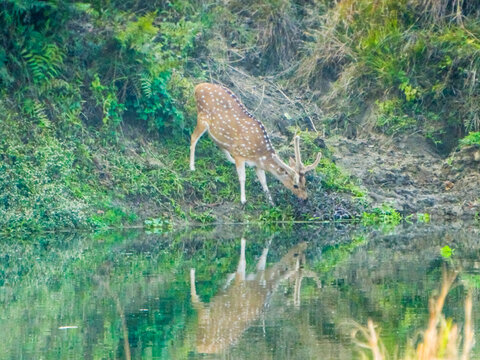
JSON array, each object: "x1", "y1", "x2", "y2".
[{"x1": 293, "y1": 184, "x2": 299, "y2": 189}]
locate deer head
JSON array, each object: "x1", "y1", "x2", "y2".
[{"x1": 272, "y1": 136, "x2": 322, "y2": 200}]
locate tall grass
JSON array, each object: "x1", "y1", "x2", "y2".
[
  {"x1": 292, "y1": 0, "x2": 480, "y2": 147},
  {"x1": 352, "y1": 269, "x2": 474, "y2": 359}
]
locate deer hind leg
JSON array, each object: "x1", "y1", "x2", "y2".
[
  {"x1": 190, "y1": 118, "x2": 208, "y2": 171},
  {"x1": 255, "y1": 168, "x2": 274, "y2": 206},
  {"x1": 235, "y1": 158, "x2": 247, "y2": 204}
]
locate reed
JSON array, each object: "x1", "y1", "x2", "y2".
[{"x1": 352, "y1": 269, "x2": 474, "y2": 360}]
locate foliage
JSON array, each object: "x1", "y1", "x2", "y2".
[
  {"x1": 417, "y1": 213, "x2": 431, "y2": 223},
  {"x1": 296, "y1": 131, "x2": 365, "y2": 198},
  {"x1": 3, "y1": 0, "x2": 449, "y2": 232},
  {"x1": 361, "y1": 205, "x2": 403, "y2": 226},
  {"x1": 440, "y1": 245, "x2": 454, "y2": 259},
  {"x1": 459, "y1": 132, "x2": 480, "y2": 147},
  {"x1": 0, "y1": 0, "x2": 205, "y2": 232},
  {"x1": 258, "y1": 205, "x2": 294, "y2": 224},
  {"x1": 293, "y1": 0, "x2": 480, "y2": 151},
  {"x1": 144, "y1": 217, "x2": 173, "y2": 230}
]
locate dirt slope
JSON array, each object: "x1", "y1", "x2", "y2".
[{"x1": 328, "y1": 134, "x2": 480, "y2": 219}]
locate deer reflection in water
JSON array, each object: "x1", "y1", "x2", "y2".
[{"x1": 190, "y1": 238, "x2": 321, "y2": 354}]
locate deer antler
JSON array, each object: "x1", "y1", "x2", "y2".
[
  {"x1": 304, "y1": 152, "x2": 322, "y2": 172},
  {"x1": 294, "y1": 136, "x2": 302, "y2": 173},
  {"x1": 272, "y1": 153, "x2": 297, "y2": 177},
  {"x1": 293, "y1": 136, "x2": 322, "y2": 173}
]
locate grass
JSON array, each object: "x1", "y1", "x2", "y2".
[
  {"x1": 291, "y1": 0, "x2": 480, "y2": 151},
  {"x1": 352, "y1": 269, "x2": 474, "y2": 360},
  {"x1": 5, "y1": 0, "x2": 473, "y2": 233}
]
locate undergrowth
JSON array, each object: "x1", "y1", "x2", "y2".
[{"x1": 292, "y1": 0, "x2": 480, "y2": 152}]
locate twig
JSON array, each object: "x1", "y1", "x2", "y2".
[{"x1": 253, "y1": 84, "x2": 265, "y2": 114}]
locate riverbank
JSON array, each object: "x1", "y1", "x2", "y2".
[{"x1": 1, "y1": 0, "x2": 479, "y2": 233}]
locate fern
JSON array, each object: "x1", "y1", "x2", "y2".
[
  {"x1": 140, "y1": 74, "x2": 153, "y2": 98},
  {"x1": 22, "y1": 43, "x2": 64, "y2": 83},
  {"x1": 33, "y1": 100, "x2": 50, "y2": 128}
]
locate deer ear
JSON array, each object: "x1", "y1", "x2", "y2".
[{"x1": 289, "y1": 157, "x2": 296, "y2": 168}]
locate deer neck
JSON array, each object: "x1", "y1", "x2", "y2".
[{"x1": 261, "y1": 152, "x2": 296, "y2": 184}]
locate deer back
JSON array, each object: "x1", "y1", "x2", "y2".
[{"x1": 195, "y1": 83, "x2": 275, "y2": 160}]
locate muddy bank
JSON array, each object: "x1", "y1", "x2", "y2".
[{"x1": 328, "y1": 134, "x2": 480, "y2": 219}]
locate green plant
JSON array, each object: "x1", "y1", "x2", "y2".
[
  {"x1": 460, "y1": 132, "x2": 480, "y2": 147},
  {"x1": 144, "y1": 217, "x2": 173, "y2": 230},
  {"x1": 188, "y1": 210, "x2": 216, "y2": 224},
  {"x1": 91, "y1": 74, "x2": 125, "y2": 129},
  {"x1": 361, "y1": 205, "x2": 402, "y2": 226},
  {"x1": 417, "y1": 213, "x2": 431, "y2": 223},
  {"x1": 375, "y1": 99, "x2": 417, "y2": 135},
  {"x1": 258, "y1": 205, "x2": 294, "y2": 224},
  {"x1": 440, "y1": 245, "x2": 454, "y2": 258}
]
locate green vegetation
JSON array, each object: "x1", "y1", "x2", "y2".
[
  {"x1": 0, "y1": 4, "x2": 201, "y2": 231},
  {"x1": 0, "y1": 0, "x2": 368, "y2": 233},
  {"x1": 440, "y1": 245, "x2": 454, "y2": 258},
  {"x1": 417, "y1": 212, "x2": 431, "y2": 223},
  {"x1": 294, "y1": 0, "x2": 480, "y2": 152},
  {"x1": 460, "y1": 131, "x2": 480, "y2": 147},
  {"x1": 361, "y1": 204, "x2": 403, "y2": 226}
]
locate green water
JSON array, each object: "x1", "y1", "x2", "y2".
[{"x1": 1, "y1": 224, "x2": 479, "y2": 359}]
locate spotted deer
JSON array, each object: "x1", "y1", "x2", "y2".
[{"x1": 190, "y1": 83, "x2": 322, "y2": 205}]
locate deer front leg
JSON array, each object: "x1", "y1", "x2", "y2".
[
  {"x1": 190, "y1": 120, "x2": 208, "y2": 171},
  {"x1": 235, "y1": 159, "x2": 247, "y2": 204},
  {"x1": 255, "y1": 168, "x2": 274, "y2": 206},
  {"x1": 190, "y1": 268, "x2": 200, "y2": 304},
  {"x1": 236, "y1": 238, "x2": 246, "y2": 281}
]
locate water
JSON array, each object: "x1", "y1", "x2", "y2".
[{"x1": 1, "y1": 224, "x2": 479, "y2": 359}]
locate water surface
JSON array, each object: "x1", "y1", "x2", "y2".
[{"x1": 1, "y1": 224, "x2": 479, "y2": 359}]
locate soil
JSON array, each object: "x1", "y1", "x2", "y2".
[
  {"x1": 327, "y1": 134, "x2": 480, "y2": 220},
  {"x1": 186, "y1": 133, "x2": 480, "y2": 223}
]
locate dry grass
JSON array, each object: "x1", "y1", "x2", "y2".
[
  {"x1": 293, "y1": 3, "x2": 354, "y2": 92},
  {"x1": 352, "y1": 269, "x2": 475, "y2": 360}
]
